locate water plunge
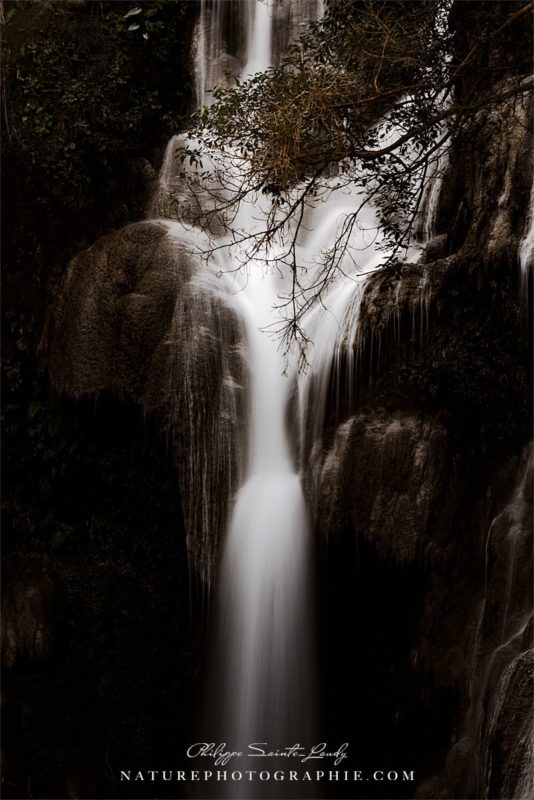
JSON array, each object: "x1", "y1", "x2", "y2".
[
  {"x1": 216, "y1": 261, "x2": 315, "y2": 760},
  {"x1": 155, "y1": 0, "x2": 436, "y2": 776},
  {"x1": 186, "y1": 0, "x2": 325, "y2": 762}
]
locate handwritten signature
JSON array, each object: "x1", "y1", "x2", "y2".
[{"x1": 186, "y1": 743, "x2": 349, "y2": 767}]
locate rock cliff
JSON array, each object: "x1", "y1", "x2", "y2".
[
  {"x1": 310, "y1": 87, "x2": 533, "y2": 799},
  {"x1": 45, "y1": 220, "x2": 248, "y2": 584}
]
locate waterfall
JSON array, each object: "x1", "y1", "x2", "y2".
[
  {"x1": 481, "y1": 650, "x2": 534, "y2": 800},
  {"x1": 462, "y1": 446, "x2": 533, "y2": 798},
  {"x1": 294, "y1": 117, "x2": 427, "y2": 486},
  {"x1": 153, "y1": 0, "x2": 444, "y2": 780},
  {"x1": 191, "y1": 0, "x2": 322, "y2": 768},
  {"x1": 216, "y1": 268, "x2": 315, "y2": 782},
  {"x1": 295, "y1": 196, "x2": 384, "y2": 480},
  {"x1": 519, "y1": 180, "x2": 534, "y2": 300},
  {"x1": 194, "y1": 0, "x2": 324, "y2": 108},
  {"x1": 213, "y1": 258, "x2": 315, "y2": 762},
  {"x1": 244, "y1": 0, "x2": 272, "y2": 76},
  {"x1": 414, "y1": 143, "x2": 449, "y2": 242}
]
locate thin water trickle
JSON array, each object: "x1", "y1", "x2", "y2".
[
  {"x1": 244, "y1": 0, "x2": 272, "y2": 77},
  {"x1": 464, "y1": 447, "x2": 533, "y2": 799},
  {"x1": 519, "y1": 180, "x2": 534, "y2": 301}
]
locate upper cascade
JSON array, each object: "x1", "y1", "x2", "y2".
[{"x1": 194, "y1": 0, "x2": 324, "y2": 107}]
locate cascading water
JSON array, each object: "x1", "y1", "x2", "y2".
[
  {"x1": 190, "y1": 1, "x2": 321, "y2": 776},
  {"x1": 519, "y1": 181, "x2": 534, "y2": 301},
  {"x1": 153, "y1": 0, "x2": 441, "y2": 790},
  {"x1": 294, "y1": 118, "x2": 428, "y2": 488},
  {"x1": 214, "y1": 265, "x2": 315, "y2": 794},
  {"x1": 462, "y1": 446, "x2": 533, "y2": 799}
]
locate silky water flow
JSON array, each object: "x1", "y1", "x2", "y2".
[
  {"x1": 152, "y1": 1, "x2": 440, "y2": 793},
  {"x1": 199, "y1": 3, "x2": 319, "y2": 782}
]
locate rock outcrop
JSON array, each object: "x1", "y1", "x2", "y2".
[
  {"x1": 308, "y1": 86, "x2": 533, "y2": 799},
  {"x1": 1, "y1": 556, "x2": 62, "y2": 669},
  {"x1": 44, "y1": 220, "x2": 249, "y2": 584},
  {"x1": 313, "y1": 411, "x2": 455, "y2": 564}
]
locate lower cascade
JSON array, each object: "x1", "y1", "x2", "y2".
[
  {"x1": 213, "y1": 266, "x2": 315, "y2": 770},
  {"x1": 166, "y1": 0, "x2": 425, "y2": 767},
  {"x1": 150, "y1": 0, "x2": 532, "y2": 785}
]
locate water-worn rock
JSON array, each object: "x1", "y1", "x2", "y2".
[
  {"x1": 1, "y1": 556, "x2": 62, "y2": 668},
  {"x1": 44, "y1": 221, "x2": 249, "y2": 583},
  {"x1": 314, "y1": 411, "x2": 454, "y2": 564},
  {"x1": 481, "y1": 648, "x2": 534, "y2": 800},
  {"x1": 350, "y1": 85, "x2": 532, "y2": 369},
  {"x1": 313, "y1": 79, "x2": 533, "y2": 800}
]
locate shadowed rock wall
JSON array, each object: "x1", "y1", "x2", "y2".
[
  {"x1": 44, "y1": 220, "x2": 249, "y2": 584},
  {"x1": 310, "y1": 87, "x2": 533, "y2": 799}
]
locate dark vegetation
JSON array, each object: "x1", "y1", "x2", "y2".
[
  {"x1": 2, "y1": 0, "x2": 195, "y2": 555},
  {"x1": 182, "y1": 0, "x2": 532, "y2": 350},
  {"x1": 2, "y1": 5, "x2": 201, "y2": 796}
]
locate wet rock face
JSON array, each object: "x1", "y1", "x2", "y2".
[
  {"x1": 45, "y1": 221, "x2": 249, "y2": 583},
  {"x1": 151, "y1": 135, "x2": 231, "y2": 233},
  {"x1": 439, "y1": 80, "x2": 533, "y2": 265},
  {"x1": 313, "y1": 84, "x2": 532, "y2": 800},
  {"x1": 315, "y1": 412, "x2": 453, "y2": 564},
  {"x1": 1, "y1": 557, "x2": 62, "y2": 668},
  {"x1": 46, "y1": 221, "x2": 176, "y2": 401},
  {"x1": 463, "y1": 448, "x2": 534, "y2": 800},
  {"x1": 316, "y1": 427, "x2": 532, "y2": 798},
  {"x1": 351, "y1": 91, "x2": 533, "y2": 375},
  {"x1": 483, "y1": 648, "x2": 534, "y2": 800},
  {"x1": 2, "y1": 549, "x2": 201, "y2": 800}
]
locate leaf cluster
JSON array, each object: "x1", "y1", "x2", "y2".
[
  {"x1": 2, "y1": 0, "x2": 191, "y2": 206},
  {"x1": 182, "y1": 0, "x2": 532, "y2": 350}
]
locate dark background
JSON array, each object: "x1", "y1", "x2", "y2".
[{"x1": 2, "y1": 2, "x2": 532, "y2": 799}]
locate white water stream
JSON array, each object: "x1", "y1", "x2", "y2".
[
  {"x1": 157, "y1": 0, "x2": 439, "y2": 771},
  {"x1": 519, "y1": 180, "x2": 534, "y2": 301},
  {"x1": 192, "y1": 2, "x2": 322, "y2": 766}
]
